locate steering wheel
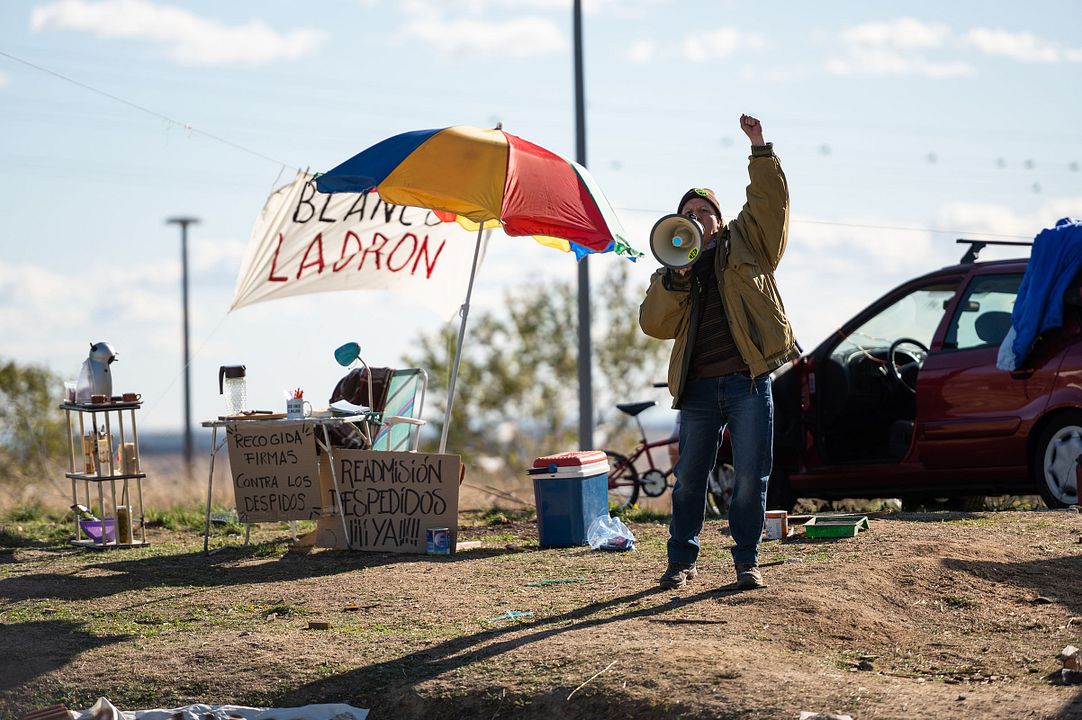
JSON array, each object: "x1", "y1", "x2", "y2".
[{"x1": 888, "y1": 338, "x2": 929, "y2": 394}]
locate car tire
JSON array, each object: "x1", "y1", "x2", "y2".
[
  {"x1": 1032, "y1": 411, "x2": 1082, "y2": 509},
  {"x1": 766, "y1": 470, "x2": 796, "y2": 512}
]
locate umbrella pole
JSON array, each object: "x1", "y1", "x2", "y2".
[{"x1": 439, "y1": 224, "x2": 485, "y2": 454}]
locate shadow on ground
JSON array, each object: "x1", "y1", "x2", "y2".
[
  {"x1": 281, "y1": 583, "x2": 766, "y2": 719},
  {"x1": 0, "y1": 543, "x2": 514, "y2": 603},
  {"x1": 0, "y1": 619, "x2": 124, "y2": 694}
]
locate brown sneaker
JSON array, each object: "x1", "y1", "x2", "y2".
[
  {"x1": 659, "y1": 562, "x2": 699, "y2": 589},
  {"x1": 735, "y1": 563, "x2": 765, "y2": 590}
]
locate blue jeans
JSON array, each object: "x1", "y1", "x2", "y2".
[{"x1": 668, "y1": 373, "x2": 773, "y2": 567}]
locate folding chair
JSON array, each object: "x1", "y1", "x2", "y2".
[
  {"x1": 328, "y1": 366, "x2": 428, "y2": 451},
  {"x1": 370, "y1": 368, "x2": 428, "y2": 451}
]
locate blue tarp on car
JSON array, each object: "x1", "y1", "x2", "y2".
[{"x1": 998, "y1": 217, "x2": 1082, "y2": 371}]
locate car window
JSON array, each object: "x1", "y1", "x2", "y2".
[
  {"x1": 943, "y1": 273, "x2": 1022, "y2": 350},
  {"x1": 832, "y1": 280, "x2": 961, "y2": 361}
]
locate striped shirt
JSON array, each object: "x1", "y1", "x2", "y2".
[{"x1": 689, "y1": 244, "x2": 748, "y2": 378}]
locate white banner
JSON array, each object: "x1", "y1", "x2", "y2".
[{"x1": 230, "y1": 170, "x2": 483, "y2": 320}]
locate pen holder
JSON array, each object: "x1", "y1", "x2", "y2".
[{"x1": 286, "y1": 397, "x2": 312, "y2": 420}]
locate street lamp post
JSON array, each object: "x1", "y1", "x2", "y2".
[
  {"x1": 573, "y1": 0, "x2": 593, "y2": 451},
  {"x1": 166, "y1": 216, "x2": 199, "y2": 478}
]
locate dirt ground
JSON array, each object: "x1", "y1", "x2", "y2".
[{"x1": 1, "y1": 508, "x2": 1081, "y2": 720}]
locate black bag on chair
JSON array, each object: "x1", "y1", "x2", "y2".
[
  {"x1": 325, "y1": 367, "x2": 394, "y2": 449},
  {"x1": 330, "y1": 367, "x2": 393, "y2": 409}
]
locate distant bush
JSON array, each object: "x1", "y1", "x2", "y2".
[
  {"x1": 0, "y1": 359, "x2": 66, "y2": 483},
  {"x1": 402, "y1": 263, "x2": 668, "y2": 471}
]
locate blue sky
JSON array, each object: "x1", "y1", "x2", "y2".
[{"x1": 1, "y1": 0, "x2": 1080, "y2": 431}]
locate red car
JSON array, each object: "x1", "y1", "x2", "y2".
[{"x1": 732, "y1": 241, "x2": 1081, "y2": 511}]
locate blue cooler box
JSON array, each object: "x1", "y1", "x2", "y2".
[{"x1": 530, "y1": 451, "x2": 609, "y2": 548}]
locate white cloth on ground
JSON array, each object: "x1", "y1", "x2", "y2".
[{"x1": 70, "y1": 698, "x2": 368, "y2": 720}]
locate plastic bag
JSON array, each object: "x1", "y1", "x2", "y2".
[{"x1": 586, "y1": 514, "x2": 636, "y2": 551}]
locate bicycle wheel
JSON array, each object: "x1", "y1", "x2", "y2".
[
  {"x1": 706, "y1": 462, "x2": 734, "y2": 517},
  {"x1": 604, "y1": 450, "x2": 640, "y2": 513}
]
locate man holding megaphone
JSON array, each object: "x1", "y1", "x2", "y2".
[{"x1": 640, "y1": 114, "x2": 798, "y2": 592}]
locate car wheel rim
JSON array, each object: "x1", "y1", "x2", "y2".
[{"x1": 1043, "y1": 425, "x2": 1082, "y2": 505}]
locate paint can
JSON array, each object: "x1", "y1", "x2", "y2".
[
  {"x1": 426, "y1": 527, "x2": 450, "y2": 555},
  {"x1": 764, "y1": 510, "x2": 789, "y2": 540}
]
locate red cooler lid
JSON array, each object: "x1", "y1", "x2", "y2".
[{"x1": 532, "y1": 450, "x2": 607, "y2": 469}]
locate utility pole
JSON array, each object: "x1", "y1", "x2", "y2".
[
  {"x1": 166, "y1": 216, "x2": 199, "y2": 479},
  {"x1": 573, "y1": 0, "x2": 593, "y2": 450}
]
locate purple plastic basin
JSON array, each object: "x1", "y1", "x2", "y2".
[{"x1": 79, "y1": 518, "x2": 116, "y2": 543}]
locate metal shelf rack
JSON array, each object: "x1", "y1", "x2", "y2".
[{"x1": 61, "y1": 400, "x2": 149, "y2": 549}]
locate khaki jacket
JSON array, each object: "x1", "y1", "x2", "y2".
[{"x1": 639, "y1": 144, "x2": 798, "y2": 407}]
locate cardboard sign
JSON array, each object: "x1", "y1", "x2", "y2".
[
  {"x1": 226, "y1": 422, "x2": 322, "y2": 522},
  {"x1": 306, "y1": 449, "x2": 460, "y2": 553}
]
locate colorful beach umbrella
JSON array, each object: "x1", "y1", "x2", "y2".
[
  {"x1": 315, "y1": 125, "x2": 640, "y2": 453},
  {"x1": 315, "y1": 125, "x2": 639, "y2": 259}
]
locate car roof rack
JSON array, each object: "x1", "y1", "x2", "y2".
[{"x1": 957, "y1": 238, "x2": 1033, "y2": 264}]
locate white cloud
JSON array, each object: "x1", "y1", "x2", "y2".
[
  {"x1": 0, "y1": 260, "x2": 175, "y2": 378},
  {"x1": 965, "y1": 28, "x2": 1082, "y2": 64},
  {"x1": 4, "y1": 198, "x2": 1073, "y2": 430},
  {"x1": 776, "y1": 217, "x2": 942, "y2": 349},
  {"x1": 737, "y1": 64, "x2": 811, "y2": 82},
  {"x1": 395, "y1": 0, "x2": 655, "y2": 59},
  {"x1": 827, "y1": 49, "x2": 974, "y2": 78},
  {"x1": 936, "y1": 198, "x2": 1082, "y2": 239},
  {"x1": 30, "y1": 0, "x2": 324, "y2": 67},
  {"x1": 625, "y1": 39, "x2": 656, "y2": 63},
  {"x1": 683, "y1": 27, "x2": 765, "y2": 63},
  {"x1": 840, "y1": 17, "x2": 950, "y2": 50},
  {"x1": 190, "y1": 237, "x2": 247, "y2": 277},
  {"x1": 624, "y1": 27, "x2": 765, "y2": 65},
  {"x1": 395, "y1": 15, "x2": 566, "y2": 59},
  {"x1": 828, "y1": 18, "x2": 1082, "y2": 76},
  {"x1": 933, "y1": 202, "x2": 1039, "y2": 239},
  {"x1": 828, "y1": 17, "x2": 973, "y2": 77},
  {"x1": 772, "y1": 200, "x2": 1082, "y2": 350},
  {"x1": 401, "y1": 0, "x2": 639, "y2": 14}
]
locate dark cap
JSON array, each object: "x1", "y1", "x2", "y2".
[{"x1": 677, "y1": 187, "x2": 722, "y2": 219}]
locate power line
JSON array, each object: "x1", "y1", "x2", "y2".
[
  {"x1": 0, "y1": 49, "x2": 295, "y2": 171},
  {"x1": 0, "y1": 49, "x2": 1057, "y2": 244},
  {"x1": 787, "y1": 218, "x2": 1031, "y2": 240},
  {"x1": 615, "y1": 206, "x2": 1034, "y2": 240}
]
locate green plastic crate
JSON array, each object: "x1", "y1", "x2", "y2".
[{"x1": 803, "y1": 514, "x2": 870, "y2": 538}]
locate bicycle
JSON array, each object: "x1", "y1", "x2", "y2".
[{"x1": 603, "y1": 384, "x2": 731, "y2": 515}]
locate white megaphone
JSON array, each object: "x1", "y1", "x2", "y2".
[{"x1": 649, "y1": 213, "x2": 704, "y2": 269}]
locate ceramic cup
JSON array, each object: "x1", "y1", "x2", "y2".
[
  {"x1": 286, "y1": 398, "x2": 312, "y2": 420},
  {"x1": 122, "y1": 393, "x2": 141, "y2": 402},
  {"x1": 90, "y1": 394, "x2": 107, "y2": 404}
]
